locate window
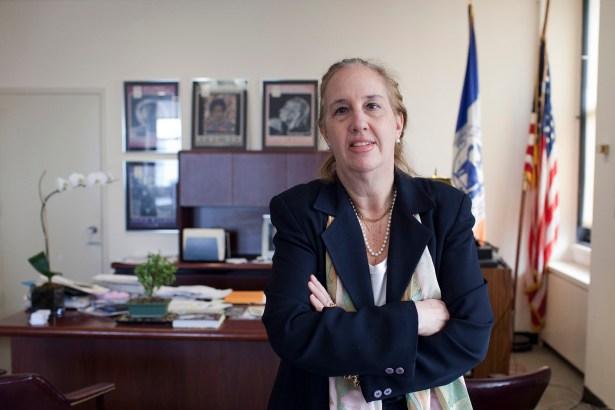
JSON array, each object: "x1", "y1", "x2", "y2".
[{"x1": 578, "y1": 0, "x2": 599, "y2": 245}]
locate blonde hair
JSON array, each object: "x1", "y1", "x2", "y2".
[{"x1": 317, "y1": 58, "x2": 412, "y2": 182}]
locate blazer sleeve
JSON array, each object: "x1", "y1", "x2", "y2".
[{"x1": 407, "y1": 191, "x2": 494, "y2": 391}]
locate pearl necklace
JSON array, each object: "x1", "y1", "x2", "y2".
[{"x1": 349, "y1": 188, "x2": 397, "y2": 257}]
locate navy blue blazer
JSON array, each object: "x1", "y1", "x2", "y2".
[{"x1": 262, "y1": 172, "x2": 494, "y2": 409}]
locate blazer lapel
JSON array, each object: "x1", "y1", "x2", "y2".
[
  {"x1": 386, "y1": 175, "x2": 435, "y2": 302},
  {"x1": 315, "y1": 182, "x2": 375, "y2": 309},
  {"x1": 386, "y1": 209, "x2": 432, "y2": 302}
]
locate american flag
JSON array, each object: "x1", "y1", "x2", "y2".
[{"x1": 523, "y1": 38, "x2": 560, "y2": 331}]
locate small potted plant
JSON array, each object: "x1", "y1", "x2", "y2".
[
  {"x1": 126, "y1": 252, "x2": 177, "y2": 318},
  {"x1": 29, "y1": 251, "x2": 64, "y2": 315}
]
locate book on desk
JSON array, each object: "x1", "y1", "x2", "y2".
[
  {"x1": 172, "y1": 312, "x2": 226, "y2": 329},
  {"x1": 223, "y1": 290, "x2": 266, "y2": 305}
]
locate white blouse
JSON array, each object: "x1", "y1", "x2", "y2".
[{"x1": 369, "y1": 258, "x2": 388, "y2": 307}]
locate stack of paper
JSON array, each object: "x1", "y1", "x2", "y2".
[
  {"x1": 155, "y1": 285, "x2": 232, "y2": 300},
  {"x1": 168, "y1": 299, "x2": 229, "y2": 315},
  {"x1": 172, "y1": 312, "x2": 225, "y2": 329},
  {"x1": 93, "y1": 274, "x2": 144, "y2": 294},
  {"x1": 47, "y1": 275, "x2": 110, "y2": 295}
]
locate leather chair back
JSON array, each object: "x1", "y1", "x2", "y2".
[
  {"x1": 0, "y1": 371, "x2": 115, "y2": 410},
  {"x1": 465, "y1": 365, "x2": 552, "y2": 410},
  {"x1": 0, "y1": 373, "x2": 72, "y2": 410}
]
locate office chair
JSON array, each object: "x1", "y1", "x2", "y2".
[
  {"x1": 465, "y1": 365, "x2": 552, "y2": 410},
  {"x1": 0, "y1": 370, "x2": 115, "y2": 410}
]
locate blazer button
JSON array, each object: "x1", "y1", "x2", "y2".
[
  {"x1": 384, "y1": 388, "x2": 392, "y2": 396},
  {"x1": 374, "y1": 390, "x2": 382, "y2": 399},
  {"x1": 395, "y1": 367, "x2": 405, "y2": 375},
  {"x1": 385, "y1": 368, "x2": 394, "y2": 375}
]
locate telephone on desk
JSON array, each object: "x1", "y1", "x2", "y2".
[{"x1": 475, "y1": 240, "x2": 502, "y2": 268}]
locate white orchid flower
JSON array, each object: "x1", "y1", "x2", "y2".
[
  {"x1": 55, "y1": 178, "x2": 69, "y2": 192},
  {"x1": 68, "y1": 173, "x2": 86, "y2": 189},
  {"x1": 35, "y1": 169, "x2": 115, "y2": 277},
  {"x1": 86, "y1": 172, "x2": 108, "y2": 186}
]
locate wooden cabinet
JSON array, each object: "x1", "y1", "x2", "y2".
[
  {"x1": 233, "y1": 152, "x2": 286, "y2": 206},
  {"x1": 473, "y1": 264, "x2": 513, "y2": 377},
  {"x1": 178, "y1": 150, "x2": 324, "y2": 259},
  {"x1": 179, "y1": 152, "x2": 233, "y2": 206}
]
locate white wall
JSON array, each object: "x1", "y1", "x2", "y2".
[
  {"x1": 0, "y1": 0, "x2": 592, "y2": 381},
  {"x1": 584, "y1": 0, "x2": 615, "y2": 407},
  {"x1": 541, "y1": 270, "x2": 588, "y2": 371}
]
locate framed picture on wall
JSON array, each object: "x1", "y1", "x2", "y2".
[
  {"x1": 191, "y1": 78, "x2": 248, "y2": 149},
  {"x1": 125, "y1": 160, "x2": 178, "y2": 230},
  {"x1": 262, "y1": 80, "x2": 318, "y2": 150},
  {"x1": 124, "y1": 81, "x2": 181, "y2": 153}
]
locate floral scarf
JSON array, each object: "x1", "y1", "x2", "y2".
[{"x1": 325, "y1": 215, "x2": 473, "y2": 410}]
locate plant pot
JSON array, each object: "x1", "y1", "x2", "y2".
[
  {"x1": 30, "y1": 282, "x2": 65, "y2": 316},
  {"x1": 126, "y1": 297, "x2": 171, "y2": 318}
]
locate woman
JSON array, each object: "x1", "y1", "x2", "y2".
[{"x1": 262, "y1": 58, "x2": 493, "y2": 409}]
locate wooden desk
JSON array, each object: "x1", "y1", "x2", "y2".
[
  {"x1": 110, "y1": 261, "x2": 513, "y2": 378},
  {"x1": 0, "y1": 311, "x2": 279, "y2": 410},
  {"x1": 472, "y1": 265, "x2": 513, "y2": 377}
]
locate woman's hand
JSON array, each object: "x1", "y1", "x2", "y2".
[
  {"x1": 415, "y1": 299, "x2": 450, "y2": 336},
  {"x1": 308, "y1": 275, "x2": 336, "y2": 312}
]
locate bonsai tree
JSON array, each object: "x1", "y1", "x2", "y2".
[{"x1": 134, "y1": 252, "x2": 177, "y2": 301}]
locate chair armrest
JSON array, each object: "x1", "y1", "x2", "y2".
[{"x1": 63, "y1": 382, "x2": 115, "y2": 406}]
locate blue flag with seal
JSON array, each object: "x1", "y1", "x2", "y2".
[{"x1": 452, "y1": 2, "x2": 486, "y2": 242}]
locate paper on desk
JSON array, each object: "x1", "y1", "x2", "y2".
[
  {"x1": 46, "y1": 275, "x2": 110, "y2": 295},
  {"x1": 155, "y1": 285, "x2": 232, "y2": 300},
  {"x1": 223, "y1": 290, "x2": 266, "y2": 305},
  {"x1": 92, "y1": 275, "x2": 232, "y2": 300},
  {"x1": 92, "y1": 274, "x2": 144, "y2": 294},
  {"x1": 168, "y1": 299, "x2": 230, "y2": 314}
]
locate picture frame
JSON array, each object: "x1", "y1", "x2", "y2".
[
  {"x1": 262, "y1": 80, "x2": 318, "y2": 150},
  {"x1": 124, "y1": 81, "x2": 181, "y2": 152},
  {"x1": 192, "y1": 78, "x2": 248, "y2": 149},
  {"x1": 125, "y1": 160, "x2": 178, "y2": 230}
]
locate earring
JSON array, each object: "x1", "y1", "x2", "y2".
[{"x1": 396, "y1": 138, "x2": 401, "y2": 144}]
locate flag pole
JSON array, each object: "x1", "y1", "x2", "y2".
[
  {"x1": 512, "y1": 0, "x2": 551, "y2": 351},
  {"x1": 541, "y1": 0, "x2": 551, "y2": 40}
]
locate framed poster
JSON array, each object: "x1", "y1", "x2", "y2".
[
  {"x1": 125, "y1": 160, "x2": 178, "y2": 230},
  {"x1": 124, "y1": 81, "x2": 181, "y2": 152},
  {"x1": 262, "y1": 80, "x2": 318, "y2": 150},
  {"x1": 192, "y1": 78, "x2": 248, "y2": 149}
]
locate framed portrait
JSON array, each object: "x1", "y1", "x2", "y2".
[
  {"x1": 262, "y1": 80, "x2": 318, "y2": 150},
  {"x1": 124, "y1": 81, "x2": 181, "y2": 153},
  {"x1": 192, "y1": 78, "x2": 248, "y2": 149},
  {"x1": 125, "y1": 160, "x2": 178, "y2": 231}
]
